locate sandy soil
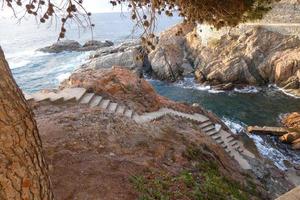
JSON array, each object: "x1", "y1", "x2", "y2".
[{"x1": 33, "y1": 102, "x2": 256, "y2": 200}]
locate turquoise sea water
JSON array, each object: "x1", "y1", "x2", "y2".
[{"x1": 0, "y1": 13, "x2": 299, "y2": 170}]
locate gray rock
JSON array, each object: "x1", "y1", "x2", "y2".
[
  {"x1": 90, "y1": 40, "x2": 141, "y2": 59},
  {"x1": 38, "y1": 40, "x2": 114, "y2": 53},
  {"x1": 294, "y1": 164, "x2": 300, "y2": 170},
  {"x1": 212, "y1": 83, "x2": 234, "y2": 91},
  {"x1": 149, "y1": 46, "x2": 184, "y2": 81},
  {"x1": 148, "y1": 23, "x2": 194, "y2": 81},
  {"x1": 81, "y1": 40, "x2": 147, "y2": 76},
  {"x1": 38, "y1": 40, "x2": 82, "y2": 53},
  {"x1": 81, "y1": 40, "x2": 114, "y2": 51}
]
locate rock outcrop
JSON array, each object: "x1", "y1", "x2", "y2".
[
  {"x1": 280, "y1": 112, "x2": 300, "y2": 149},
  {"x1": 148, "y1": 24, "x2": 300, "y2": 95},
  {"x1": 190, "y1": 27, "x2": 300, "y2": 94},
  {"x1": 82, "y1": 40, "x2": 148, "y2": 76},
  {"x1": 60, "y1": 67, "x2": 197, "y2": 113},
  {"x1": 38, "y1": 40, "x2": 114, "y2": 53},
  {"x1": 282, "y1": 112, "x2": 300, "y2": 131},
  {"x1": 247, "y1": 112, "x2": 300, "y2": 150},
  {"x1": 148, "y1": 23, "x2": 195, "y2": 81}
]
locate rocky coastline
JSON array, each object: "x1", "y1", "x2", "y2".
[
  {"x1": 34, "y1": 22, "x2": 300, "y2": 198},
  {"x1": 40, "y1": 22, "x2": 300, "y2": 98}
]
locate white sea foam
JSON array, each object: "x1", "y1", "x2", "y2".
[
  {"x1": 174, "y1": 77, "x2": 226, "y2": 94},
  {"x1": 268, "y1": 84, "x2": 300, "y2": 99},
  {"x1": 7, "y1": 50, "x2": 50, "y2": 69},
  {"x1": 221, "y1": 117, "x2": 292, "y2": 170},
  {"x1": 234, "y1": 86, "x2": 260, "y2": 94},
  {"x1": 277, "y1": 87, "x2": 300, "y2": 99},
  {"x1": 222, "y1": 117, "x2": 245, "y2": 134},
  {"x1": 208, "y1": 89, "x2": 225, "y2": 94},
  {"x1": 56, "y1": 72, "x2": 71, "y2": 83},
  {"x1": 249, "y1": 134, "x2": 287, "y2": 170}
]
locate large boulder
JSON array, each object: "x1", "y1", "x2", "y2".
[
  {"x1": 81, "y1": 40, "x2": 149, "y2": 76},
  {"x1": 38, "y1": 40, "x2": 114, "y2": 53},
  {"x1": 191, "y1": 27, "x2": 300, "y2": 92},
  {"x1": 282, "y1": 112, "x2": 300, "y2": 131},
  {"x1": 38, "y1": 40, "x2": 82, "y2": 53},
  {"x1": 81, "y1": 40, "x2": 114, "y2": 51},
  {"x1": 148, "y1": 23, "x2": 195, "y2": 81}
]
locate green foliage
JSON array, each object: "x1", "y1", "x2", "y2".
[{"x1": 130, "y1": 159, "x2": 260, "y2": 200}]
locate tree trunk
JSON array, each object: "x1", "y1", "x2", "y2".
[{"x1": 0, "y1": 47, "x2": 53, "y2": 199}]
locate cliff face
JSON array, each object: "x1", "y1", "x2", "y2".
[
  {"x1": 191, "y1": 27, "x2": 300, "y2": 91},
  {"x1": 148, "y1": 23, "x2": 195, "y2": 81},
  {"x1": 150, "y1": 23, "x2": 300, "y2": 96}
]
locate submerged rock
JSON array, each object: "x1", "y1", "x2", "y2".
[
  {"x1": 38, "y1": 39, "x2": 114, "y2": 53},
  {"x1": 279, "y1": 132, "x2": 300, "y2": 143}
]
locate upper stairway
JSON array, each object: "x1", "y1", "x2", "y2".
[{"x1": 25, "y1": 87, "x2": 255, "y2": 170}]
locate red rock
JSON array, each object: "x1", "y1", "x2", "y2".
[
  {"x1": 61, "y1": 67, "x2": 200, "y2": 114},
  {"x1": 282, "y1": 112, "x2": 300, "y2": 131}
]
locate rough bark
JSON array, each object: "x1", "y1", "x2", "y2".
[{"x1": 0, "y1": 47, "x2": 53, "y2": 200}]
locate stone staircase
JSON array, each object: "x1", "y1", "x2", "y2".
[{"x1": 25, "y1": 87, "x2": 255, "y2": 170}]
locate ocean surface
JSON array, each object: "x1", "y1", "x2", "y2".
[{"x1": 1, "y1": 12, "x2": 300, "y2": 170}]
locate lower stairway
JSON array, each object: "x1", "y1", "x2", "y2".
[{"x1": 25, "y1": 87, "x2": 255, "y2": 170}]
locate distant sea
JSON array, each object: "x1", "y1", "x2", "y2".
[
  {"x1": 0, "y1": 12, "x2": 181, "y2": 92},
  {"x1": 1, "y1": 12, "x2": 300, "y2": 170}
]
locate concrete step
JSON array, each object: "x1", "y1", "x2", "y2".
[
  {"x1": 199, "y1": 120, "x2": 212, "y2": 129},
  {"x1": 237, "y1": 146, "x2": 244, "y2": 153},
  {"x1": 124, "y1": 109, "x2": 133, "y2": 118},
  {"x1": 215, "y1": 138, "x2": 224, "y2": 145},
  {"x1": 31, "y1": 92, "x2": 50, "y2": 102},
  {"x1": 99, "y1": 99, "x2": 110, "y2": 109},
  {"x1": 47, "y1": 92, "x2": 64, "y2": 103},
  {"x1": 108, "y1": 103, "x2": 118, "y2": 113},
  {"x1": 60, "y1": 87, "x2": 87, "y2": 101},
  {"x1": 207, "y1": 130, "x2": 219, "y2": 136},
  {"x1": 24, "y1": 93, "x2": 34, "y2": 101},
  {"x1": 80, "y1": 93, "x2": 95, "y2": 104},
  {"x1": 225, "y1": 148, "x2": 231, "y2": 153},
  {"x1": 89, "y1": 96, "x2": 103, "y2": 107},
  {"x1": 230, "y1": 141, "x2": 238, "y2": 147},
  {"x1": 116, "y1": 105, "x2": 126, "y2": 115},
  {"x1": 202, "y1": 125, "x2": 215, "y2": 132},
  {"x1": 226, "y1": 136, "x2": 235, "y2": 143},
  {"x1": 212, "y1": 134, "x2": 221, "y2": 140}
]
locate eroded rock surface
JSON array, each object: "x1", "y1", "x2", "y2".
[
  {"x1": 82, "y1": 40, "x2": 148, "y2": 76},
  {"x1": 148, "y1": 23, "x2": 195, "y2": 81},
  {"x1": 189, "y1": 27, "x2": 300, "y2": 94}
]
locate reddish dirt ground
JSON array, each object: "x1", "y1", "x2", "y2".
[{"x1": 34, "y1": 102, "x2": 249, "y2": 200}]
